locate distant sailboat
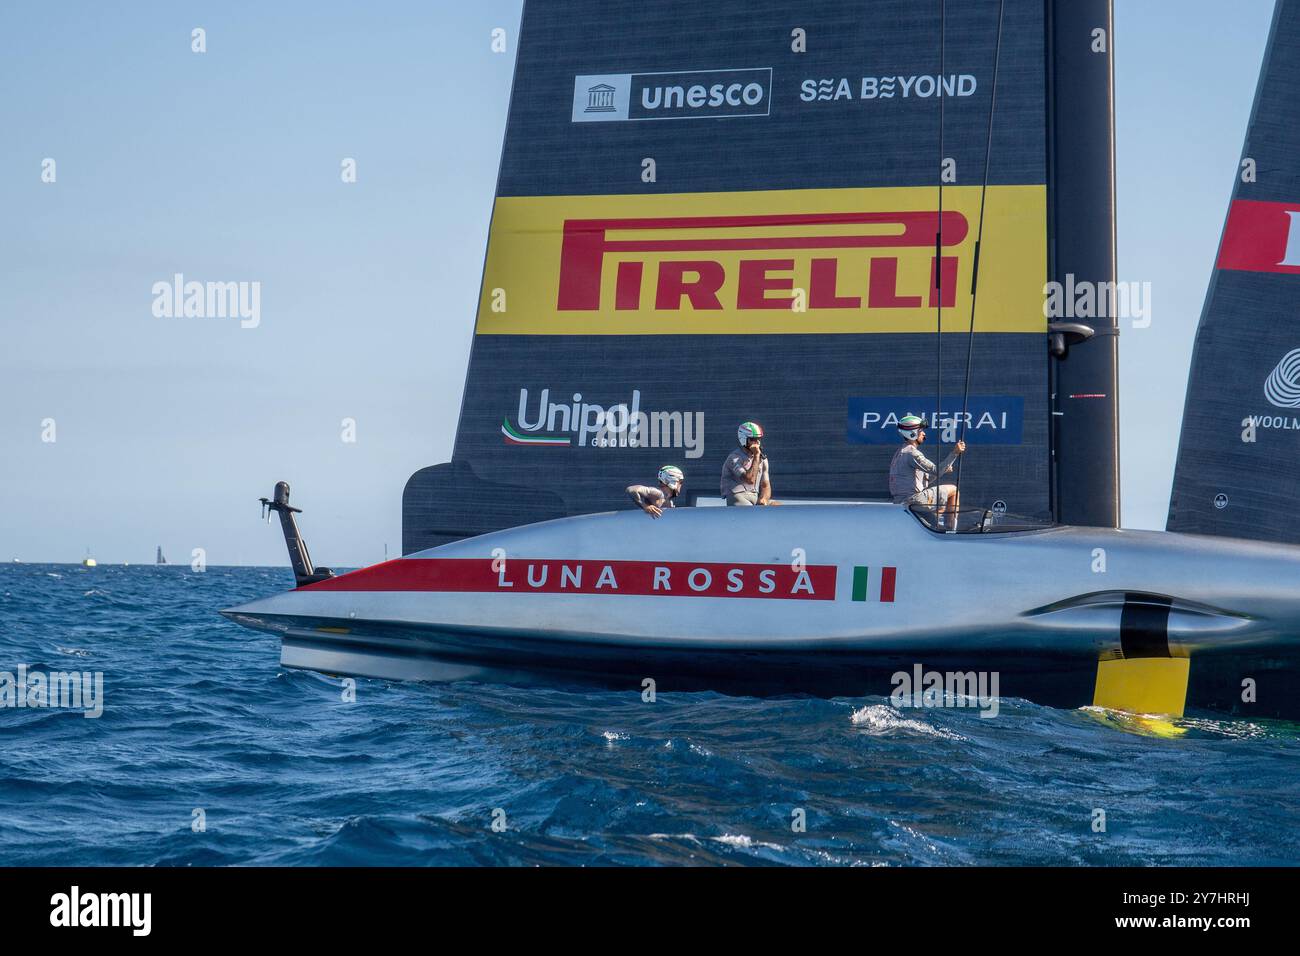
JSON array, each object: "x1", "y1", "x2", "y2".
[
  {"x1": 81, "y1": 548, "x2": 96, "y2": 568},
  {"x1": 156, "y1": 546, "x2": 168, "y2": 566}
]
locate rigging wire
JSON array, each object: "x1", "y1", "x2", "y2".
[
  {"x1": 955, "y1": 0, "x2": 1007, "y2": 515},
  {"x1": 935, "y1": 0, "x2": 946, "y2": 454}
]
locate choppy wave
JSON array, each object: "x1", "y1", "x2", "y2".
[{"x1": 1, "y1": 563, "x2": 1298, "y2": 866}]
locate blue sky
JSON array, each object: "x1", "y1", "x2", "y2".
[{"x1": 0, "y1": 1, "x2": 1278, "y2": 565}]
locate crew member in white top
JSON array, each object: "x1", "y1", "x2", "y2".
[{"x1": 888, "y1": 413, "x2": 966, "y2": 529}]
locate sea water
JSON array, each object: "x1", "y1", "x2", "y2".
[{"x1": 1, "y1": 563, "x2": 1297, "y2": 866}]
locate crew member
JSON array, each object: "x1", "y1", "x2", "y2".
[
  {"x1": 720, "y1": 421, "x2": 772, "y2": 506},
  {"x1": 888, "y1": 413, "x2": 965, "y2": 528},
  {"x1": 626, "y1": 465, "x2": 685, "y2": 518}
]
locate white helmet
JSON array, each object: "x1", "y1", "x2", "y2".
[
  {"x1": 897, "y1": 413, "x2": 926, "y2": 442},
  {"x1": 737, "y1": 421, "x2": 764, "y2": 445},
  {"x1": 657, "y1": 465, "x2": 684, "y2": 490}
]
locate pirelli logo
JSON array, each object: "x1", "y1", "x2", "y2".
[
  {"x1": 556, "y1": 210, "x2": 964, "y2": 312},
  {"x1": 477, "y1": 186, "x2": 1048, "y2": 335}
]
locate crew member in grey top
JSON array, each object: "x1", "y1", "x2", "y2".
[
  {"x1": 888, "y1": 413, "x2": 965, "y2": 529},
  {"x1": 721, "y1": 421, "x2": 773, "y2": 506},
  {"x1": 627, "y1": 465, "x2": 684, "y2": 518}
]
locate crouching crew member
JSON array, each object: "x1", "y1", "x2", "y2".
[{"x1": 627, "y1": 465, "x2": 685, "y2": 518}]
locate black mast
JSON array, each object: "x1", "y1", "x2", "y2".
[{"x1": 1046, "y1": 0, "x2": 1120, "y2": 527}]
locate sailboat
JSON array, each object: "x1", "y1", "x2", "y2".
[
  {"x1": 225, "y1": 0, "x2": 1300, "y2": 720},
  {"x1": 156, "y1": 546, "x2": 168, "y2": 566}
]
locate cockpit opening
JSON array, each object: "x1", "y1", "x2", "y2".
[{"x1": 907, "y1": 503, "x2": 1055, "y2": 535}]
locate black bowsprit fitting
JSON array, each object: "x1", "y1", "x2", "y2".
[{"x1": 260, "y1": 481, "x2": 335, "y2": 588}]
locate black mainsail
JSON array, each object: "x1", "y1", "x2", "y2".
[
  {"x1": 1167, "y1": 0, "x2": 1300, "y2": 544},
  {"x1": 404, "y1": 0, "x2": 1119, "y2": 552}
]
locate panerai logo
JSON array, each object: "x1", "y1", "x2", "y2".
[
  {"x1": 503, "y1": 388, "x2": 704, "y2": 458},
  {"x1": 50, "y1": 886, "x2": 151, "y2": 936}
]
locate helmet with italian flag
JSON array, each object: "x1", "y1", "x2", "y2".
[
  {"x1": 657, "y1": 465, "x2": 685, "y2": 490},
  {"x1": 897, "y1": 413, "x2": 926, "y2": 442},
  {"x1": 737, "y1": 421, "x2": 764, "y2": 446}
]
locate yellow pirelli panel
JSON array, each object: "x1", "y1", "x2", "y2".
[{"x1": 476, "y1": 185, "x2": 1047, "y2": 335}]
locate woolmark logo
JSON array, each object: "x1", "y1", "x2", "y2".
[
  {"x1": 1265, "y1": 348, "x2": 1300, "y2": 408},
  {"x1": 572, "y1": 68, "x2": 771, "y2": 122}
]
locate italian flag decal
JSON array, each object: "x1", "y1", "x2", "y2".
[
  {"x1": 501, "y1": 418, "x2": 571, "y2": 446},
  {"x1": 850, "y1": 566, "x2": 896, "y2": 603}
]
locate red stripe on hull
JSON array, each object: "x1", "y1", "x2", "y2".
[
  {"x1": 301, "y1": 557, "x2": 836, "y2": 600},
  {"x1": 879, "y1": 566, "x2": 896, "y2": 603}
]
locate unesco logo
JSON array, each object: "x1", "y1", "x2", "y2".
[{"x1": 572, "y1": 68, "x2": 772, "y2": 123}]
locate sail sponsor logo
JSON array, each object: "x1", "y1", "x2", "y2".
[
  {"x1": 799, "y1": 73, "x2": 976, "y2": 103},
  {"x1": 477, "y1": 187, "x2": 1048, "y2": 335},
  {"x1": 1218, "y1": 199, "x2": 1300, "y2": 274},
  {"x1": 555, "y1": 208, "x2": 966, "y2": 315},
  {"x1": 1242, "y1": 413, "x2": 1300, "y2": 434},
  {"x1": 504, "y1": 387, "x2": 705, "y2": 458},
  {"x1": 1244, "y1": 348, "x2": 1300, "y2": 432},
  {"x1": 303, "y1": 557, "x2": 836, "y2": 600},
  {"x1": 1264, "y1": 348, "x2": 1300, "y2": 408},
  {"x1": 572, "y1": 69, "x2": 771, "y2": 122},
  {"x1": 845, "y1": 397, "x2": 1025, "y2": 444}
]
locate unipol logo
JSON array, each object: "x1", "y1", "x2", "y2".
[
  {"x1": 503, "y1": 387, "x2": 705, "y2": 458},
  {"x1": 1264, "y1": 348, "x2": 1300, "y2": 408}
]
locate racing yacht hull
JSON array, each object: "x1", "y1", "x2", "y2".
[{"x1": 223, "y1": 504, "x2": 1300, "y2": 719}]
